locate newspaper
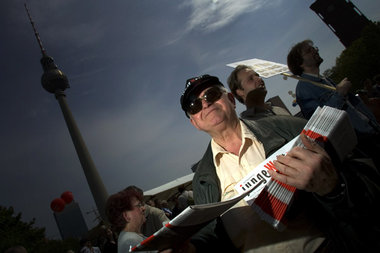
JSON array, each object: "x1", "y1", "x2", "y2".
[{"x1": 131, "y1": 182, "x2": 262, "y2": 251}]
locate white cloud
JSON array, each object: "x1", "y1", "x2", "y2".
[
  {"x1": 162, "y1": 0, "x2": 281, "y2": 46},
  {"x1": 184, "y1": 0, "x2": 280, "y2": 32}
]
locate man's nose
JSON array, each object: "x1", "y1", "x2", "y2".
[
  {"x1": 201, "y1": 98, "x2": 212, "y2": 108},
  {"x1": 254, "y1": 76, "x2": 263, "y2": 85}
]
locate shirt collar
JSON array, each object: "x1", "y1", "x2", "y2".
[{"x1": 303, "y1": 72, "x2": 322, "y2": 79}]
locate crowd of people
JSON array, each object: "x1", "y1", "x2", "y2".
[
  {"x1": 10, "y1": 39, "x2": 378, "y2": 253},
  {"x1": 100, "y1": 39, "x2": 380, "y2": 253}
]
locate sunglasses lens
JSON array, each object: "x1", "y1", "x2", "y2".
[
  {"x1": 187, "y1": 87, "x2": 223, "y2": 115},
  {"x1": 205, "y1": 88, "x2": 222, "y2": 103},
  {"x1": 188, "y1": 100, "x2": 203, "y2": 115}
]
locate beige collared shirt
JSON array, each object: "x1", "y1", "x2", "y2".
[
  {"x1": 212, "y1": 120, "x2": 265, "y2": 202},
  {"x1": 210, "y1": 120, "x2": 325, "y2": 252}
]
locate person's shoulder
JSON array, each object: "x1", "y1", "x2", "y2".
[
  {"x1": 148, "y1": 205, "x2": 166, "y2": 215},
  {"x1": 269, "y1": 115, "x2": 307, "y2": 130},
  {"x1": 242, "y1": 116, "x2": 306, "y2": 137},
  {"x1": 192, "y1": 143, "x2": 214, "y2": 176},
  {"x1": 178, "y1": 193, "x2": 187, "y2": 199},
  {"x1": 144, "y1": 204, "x2": 152, "y2": 214},
  {"x1": 118, "y1": 232, "x2": 144, "y2": 253},
  {"x1": 146, "y1": 205, "x2": 169, "y2": 222},
  {"x1": 271, "y1": 106, "x2": 291, "y2": 116},
  {"x1": 296, "y1": 73, "x2": 319, "y2": 88},
  {"x1": 120, "y1": 231, "x2": 145, "y2": 242},
  {"x1": 242, "y1": 115, "x2": 306, "y2": 127},
  {"x1": 240, "y1": 107, "x2": 261, "y2": 120}
]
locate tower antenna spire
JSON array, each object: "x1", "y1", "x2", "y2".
[
  {"x1": 24, "y1": 2, "x2": 69, "y2": 93},
  {"x1": 24, "y1": 3, "x2": 47, "y2": 56}
]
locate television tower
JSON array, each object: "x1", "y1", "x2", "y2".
[{"x1": 24, "y1": 4, "x2": 109, "y2": 221}]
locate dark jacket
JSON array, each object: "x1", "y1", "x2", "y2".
[
  {"x1": 190, "y1": 115, "x2": 380, "y2": 252},
  {"x1": 296, "y1": 73, "x2": 380, "y2": 136}
]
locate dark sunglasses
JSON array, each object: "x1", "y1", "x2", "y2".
[{"x1": 187, "y1": 86, "x2": 225, "y2": 115}]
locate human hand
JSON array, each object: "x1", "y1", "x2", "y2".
[
  {"x1": 336, "y1": 77, "x2": 351, "y2": 96},
  {"x1": 269, "y1": 134, "x2": 339, "y2": 196}
]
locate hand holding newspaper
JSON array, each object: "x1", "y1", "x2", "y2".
[
  {"x1": 132, "y1": 106, "x2": 357, "y2": 251},
  {"x1": 234, "y1": 105, "x2": 357, "y2": 230}
]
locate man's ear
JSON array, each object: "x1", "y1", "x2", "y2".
[
  {"x1": 190, "y1": 117, "x2": 201, "y2": 130},
  {"x1": 228, "y1": 93, "x2": 236, "y2": 106},
  {"x1": 299, "y1": 58, "x2": 306, "y2": 72}
]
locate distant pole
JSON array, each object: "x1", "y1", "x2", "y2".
[{"x1": 25, "y1": 4, "x2": 108, "y2": 221}]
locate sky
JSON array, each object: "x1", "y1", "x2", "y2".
[{"x1": 1, "y1": 0, "x2": 379, "y2": 240}]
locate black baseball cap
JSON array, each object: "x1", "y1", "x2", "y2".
[{"x1": 180, "y1": 75, "x2": 224, "y2": 117}]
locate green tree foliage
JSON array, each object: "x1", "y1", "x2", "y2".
[
  {"x1": 324, "y1": 21, "x2": 380, "y2": 92},
  {"x1": 0, "y1": 206, "x2": 46, "y2": 252},
  {"x1": 0, "y1": 206, "x2": 79, "y2": 253}
]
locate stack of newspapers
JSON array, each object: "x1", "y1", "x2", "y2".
[
  {"x1": 132, "y1": 106, "x2": 357, "y2": 251},
  {"x1": 234, "y1": 105, "x2": 357, "y2": 230}
]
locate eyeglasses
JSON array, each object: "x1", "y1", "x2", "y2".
[
  {"x1": 187, "y1": 86, "x2": 224, "y2": 115},
  {"x1": 302, "y1": 45, "x2": 318, "y2": 56},
  {"x1": 134, "y1": 202, "x2": 145, "y2": 209}
]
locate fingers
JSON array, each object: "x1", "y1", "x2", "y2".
[
  {"x1": 299, "y1": 134, "x2": 321, "y2": 152},
  {"x1": 270, "y1": 154, "x2": 303, "y2": 188},
  {"x1": 289, "y1": 134, "x2": 327, "y2": 158},
  {"x1": 274, "y1": 155, "x2": 300, "y2": 177},
  {"x1": 340, "y1": 77, "x2": 351, "y2": 84},
  {"x1": 269, "y1": 134, "x2": 337, "y2": 193},
  {"x1": 337, "y1": 77, "x2": 351, "y2": 96},
  {"x1": 268, "y1": 167, "x2": 290, "y2": 185},
  {"x1": 270, "y1": 158, "x2": 309, "y2": 191},
  {"x1": 269, "y1": 135, "x2": 326, "y2": 190}
]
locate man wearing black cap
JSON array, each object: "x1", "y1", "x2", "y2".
[{"x1": 179, "y1": 75, "x2": 380, "y2": 252}]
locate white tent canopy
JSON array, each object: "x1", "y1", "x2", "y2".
[{"x1": 143, "y1": 173, "x2": 194, "y2": 202}]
